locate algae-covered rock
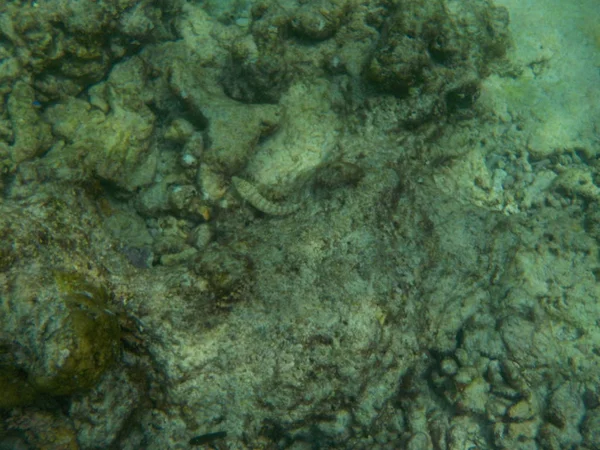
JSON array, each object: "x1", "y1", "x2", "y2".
[
  {"x1": 30, "y1": 272, "x2": 120, "y2": 395},
  {"x1": 365, "y1": 0, "x2": 509, "y2": 123},
  {"x1": 0, "y1": 0, "x2": 174, "y2": 101},
  {"x1": 0, "y1": 195, "x2": 122, "y2": 404},
  {"x1": 1, "y1": 409, "x2": 79, "y2": 450},
  {"x1": 0, "y1": 186, "x2": 150, "y2": 447},
  {"x1": 221, "y1": 34, "x2": 291, "y2": 104},
  {"x1": 0, "y1": 271, "x2": 121, "y2": 406},
  {"x1": 194, "y1": 243, "x2": 253, "y2": 303},
  {"x1": 43, "y1": 96, "x2": 156, "y2": 190},
  {"x1": 552, "y1": 167, "x2": 600, "y2": 200},
  {"x1": 4, "y1": 271, "x2": 121, "y2": 398},
  {"x1": 7, "y1": 81, "x2": 53, "y2": 164},
  {"x1": 169, "y1": 63, "x2": 280, "y2": 175},
  {"x1": 290, "y1": 1, "x2": 345, "y2": 41},
  {"x1": 0, "y1": 362, "x2": 37, "y2": 409},
  {"x1": 242, "y1": 80, "x2": 341, "y2": 197}
]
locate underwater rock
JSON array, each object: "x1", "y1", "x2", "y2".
[
  {"x1": 164, "y1": 118, "x2": 196, "y2": 144},
  {"x1": 170, "y1": 62, "x2": 281, "y2": 175},
  {"x1": 194, "y1": 243, "x2": 253, "y2": 304},
  {"x1": 552, "y1": 167, "x2": 600, "y2": 200},
  {"x1": 239, "y1": 80, "x2": 341, "y2": 200},
  {"x1": 0, "y1": 269, "x2": 121, "y2": 407},
  {"x1": 290, "y1": 1, "x2": 346, "y2": 41},
  {"x1": 8, "y1": 271, "x2": 120, "y2": 397},
  {"x1": 0, "y1": 194, "x2": 125, "y2": 408},
  {"x1": 582, "y1": 409, "x2": 600, "y2": 448},
  {"x1": 0, "y1": 0, "x2": 173, "y2": 101},
  {"x1": 44, "y1": 79, "x2": 156, "y2": 192},
  {"x1": 0, "y1": 364, "x2": 37, "y2": 409},
  {"x1": 7, "y1": 81, "x2": 53, "y2": 164},
  {"x1": 221, "y1": 7, "x2": 290, "y2": 104},
  {"x1": 314, "y1": 160, "x2": 365, "y2": 189},
  {"x1": 365, "y1": 0, "x2": 509, "y2": 124},
  {"x1": 1, "y1": 409, "x2": 79, "y2": 449}
]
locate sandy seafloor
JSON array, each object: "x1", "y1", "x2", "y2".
[{"x1": 0, "y1": 0, "x2": 599, "y2": 449}]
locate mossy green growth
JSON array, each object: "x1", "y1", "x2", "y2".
[
  {"x1": 0, "y1": 360, "x2": 37, "y2": 409},
  {"x1": 28, "y1": 272, "x2": 121, "y2": 396},
  {"x1": 54, "y1": 271, "x2": 112, "y2": 313}
]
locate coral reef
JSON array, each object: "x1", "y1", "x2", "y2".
[{"x1": 1, "y1": 0, "x2": 599, "y2": 448}]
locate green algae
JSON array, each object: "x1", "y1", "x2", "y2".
[
  {"x1": 28, "y1": 272, "x2": 121, "y2": 396},
  {"x1": 0, "y1": 272, "x2": 121, "y2": 407}
]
